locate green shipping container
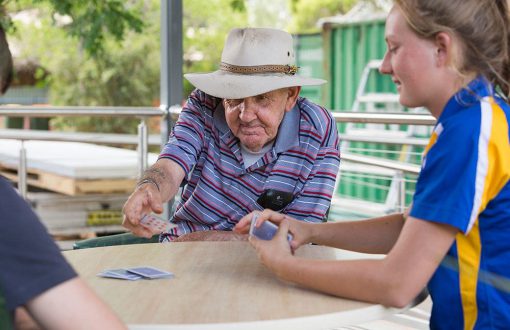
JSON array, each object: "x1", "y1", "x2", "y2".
[
  {"x1": 293, "y1": 33, "x2": 325, "y2": 106},
  {"x1": 324, "y1": 18, "x2": 390, "y2": 206},
  {"x1": 323, "y1": 19, "x2": 395, "y2": 111}
]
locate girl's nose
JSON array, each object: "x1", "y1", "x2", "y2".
[{"x1": 379, "y1": 51, "x2": 392, "y2": 75}]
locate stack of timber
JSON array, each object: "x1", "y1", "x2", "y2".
[
  {"x1": 0, "y1": 140, "x2": 158, "y2": 235},
  {"x1": 28, "y1": 192, "x2": 129, "y2": 236}
]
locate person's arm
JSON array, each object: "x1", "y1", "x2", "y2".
[
  {"x1": 251, "y1": 215, "x2": 457, "y2": 308},
  {"x1": 122, "y1": 89, "x2": 211, "y2": 238},
  {"x1": 307, "y1": 213, "x2": 405, "y2": 253},
  {"x1": 25, "y1": 277, "x2": 125, "y2": 330},
  {"x1": 235, "y1": 209, "x2": 406, "y2": 254},
  {"x1": 122, "y1": 158, "x2": 185, "y2": 237}
]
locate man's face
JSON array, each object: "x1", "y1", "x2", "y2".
[{"x1": 223, "y1": 87, "x2": 300, "y2": 152}]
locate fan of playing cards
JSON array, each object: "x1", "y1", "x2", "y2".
[
  {"x1": 98, "y1": 266, "x2": 174, "y2": 280},
  {"x1": 139, "y1": 214, "x2": 177, "y2": 234}
]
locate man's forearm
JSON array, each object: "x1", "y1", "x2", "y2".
[{"x1": 138, "y1": 158, "x2": 186, "y2": 202}]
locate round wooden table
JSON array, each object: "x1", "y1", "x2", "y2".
[{"x1": 63, "y1": 241, "x2": 397, "y2": 329}]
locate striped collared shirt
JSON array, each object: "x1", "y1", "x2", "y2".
[{"x1": 159, "y1": 89, "x2": 340, "y2": 240}]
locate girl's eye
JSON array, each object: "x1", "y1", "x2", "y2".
[{"x1": 389, "y1": 46, "x2": 398, "y2": 53}]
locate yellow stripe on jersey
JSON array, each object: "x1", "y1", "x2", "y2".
[
  {"x1": 423, "y1": 123, "x2": 443, "y2": 157},
  {"x1": 485, "y1": 98, "x2": 510, "y2": 201},
  {"x1": 457, "y1": 223, "x2": 481, "y2": 330},
  {"x1": 457, "y1": 97, "x2": 510, "y2": 330}
]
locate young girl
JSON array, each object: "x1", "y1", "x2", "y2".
[{"x1": 234, "y1": 1, "x2": 510, "y2": 328}]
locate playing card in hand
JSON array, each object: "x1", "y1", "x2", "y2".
[{"x1": 139, "y1": 214, "x2": 177, "y2": 234}]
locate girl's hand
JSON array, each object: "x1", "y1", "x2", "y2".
[
  {"x1": 234, "y1": 209, "x2": 313, "y2": 251},
  {"x1": 233, "y1": 211, "x2": 258, "y2": 234},
  {"x1": 249, "y1": 218, "x2": 294, "y2": 277}
]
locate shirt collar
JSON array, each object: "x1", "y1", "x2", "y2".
[
  {"x1": 439, "y1": 75, "x2": 493, "y2": 121},
  {"x1": 213, "y1": 102, "x2": 229, "y2": 133},
  {"x1": 274, "y1": 103, "x2": 300, "y2": 153}
]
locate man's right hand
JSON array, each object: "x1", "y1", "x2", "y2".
[{"x1": 122, "y1": 183, "x2": 164, "y2": 238}]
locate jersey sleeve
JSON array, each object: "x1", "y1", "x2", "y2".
[{"x1": 410, "y1": 118, "x2": 480, "y2": 233}]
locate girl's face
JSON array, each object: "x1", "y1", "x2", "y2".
[{"x1": 379, "y1": 6, "x2": 457, "y2": 117}]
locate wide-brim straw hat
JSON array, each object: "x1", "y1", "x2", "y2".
[{"x1": 184, "y1": 27, "x2": 326, "y2": 99}]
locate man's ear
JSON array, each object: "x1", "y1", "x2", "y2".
[
  {"x1": 284, "y1": 86, "x2": 301, "y2": 112},
  {"x1": 434, "y1": 32, "x2": 453, "y2": 67}
]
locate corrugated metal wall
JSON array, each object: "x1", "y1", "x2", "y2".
[
  {"x1": 295, "y1": 21, "x2": 395, "y2": 111},
  {"x1": 294, "y1": 33, "x2": 324, "y2": 105},
  {"x1": 324, "y1": 19, "x2": 395, "y2": 111}
]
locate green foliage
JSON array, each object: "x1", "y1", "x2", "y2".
[
  {"x1": 246, "y1": 0, "x2": 290, "y2": 30},
  {"x1": 229, "y1": 0, "x2": 245, "y2": 11},
  {"x1": 58, "y1": 0, "x2": 144, "y2": 56},
  {"x1": 0, "y1": 6, "x2": 10, "y2": 31},
  {"x1": 3, "y1": 0, "x2": 144, "y2": 56},
  {"x1": 9, "y1": 0, "x2": 248, "y2": 133},
  {"x1": 182, "y1": 0, "x2": 248, "y2": 95},
  {"x1": 11, "y1": 1, "x2": 157, "y2": 133},
  {"x1": 287, "y1": 0, "x2": 356, "y2": 33},
  {"x1": 48, "y1": 34, "x2": 160, "y2": 133}
]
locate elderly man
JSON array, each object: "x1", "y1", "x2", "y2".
[{"x1": 123, "y1": 27, "x2": 340, "y2": 242}]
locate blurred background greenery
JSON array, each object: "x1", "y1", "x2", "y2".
[{"x1": 0, "y1": 0, "x2": 356, "y2": 133}]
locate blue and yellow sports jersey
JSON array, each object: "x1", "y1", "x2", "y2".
[{"x1": 410, "y1": 77, "x2": 510, "y2": 330}]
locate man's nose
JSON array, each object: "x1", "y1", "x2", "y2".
[{"x1": 239, "y1": 99, "x2": 258, "y2": 122}]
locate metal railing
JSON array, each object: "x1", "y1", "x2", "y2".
[
  {"x1": 0, "y1": 105, "x2": 437, "y2": 122},
  {"x1": 0, "y1": 105, "x2": 435, "y2": 200},
  {"x1": 0, "y1": 105, "x2": 164, "y2": 198}
]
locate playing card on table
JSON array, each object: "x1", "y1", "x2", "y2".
[
  {"x1": 97, "y1": 268, "x2": 143, "y2": 280},
  {"x1": 139, "y1": 214, "x2": 177, "y2": 234},
  {"x1": 126, "y1": 266, "x2": 175, "y2": 279}
]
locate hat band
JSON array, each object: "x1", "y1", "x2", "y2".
[{"x1": 220, "y1": 62, "x2": 298, "y2": 75}]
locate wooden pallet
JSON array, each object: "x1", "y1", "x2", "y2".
[{"x1": 0, "y1": 165, "x2": 136, "y2": 195}]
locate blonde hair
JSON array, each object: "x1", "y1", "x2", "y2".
[{"x1": 394, "y1": 0, "x2": 510, "y2": 98}]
